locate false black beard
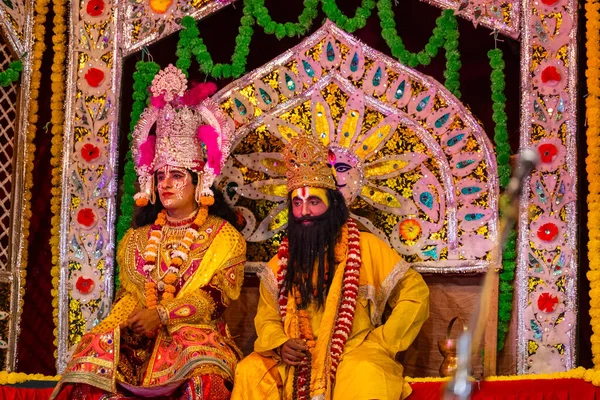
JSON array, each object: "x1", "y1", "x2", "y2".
[{"x1": 285, "y1": 209, "x2": 342, "y2": 308}]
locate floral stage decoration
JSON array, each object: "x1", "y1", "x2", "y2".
[
  {"x1": 49, "y1": 0, "x2": 67, "y2": 361},
  {"x1": 213, "y1": 21, "x2": 499, "y2": 276},
  {"x1": 585, "y1": 0, "x2": 600, "y2": 369},
  {"x1": 515, "y1": 0, "x2": 578, "y2": 373},
  {"x1": 0, "y1": 0, "x2": 49, "y2": 371},
  {"x1": 46, "y1": 0, "x2": 582, "y2": 376}
]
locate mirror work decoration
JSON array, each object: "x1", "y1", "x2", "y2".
[{"x1": 0, "y1": 0, "x2": 580, "y2": 377}]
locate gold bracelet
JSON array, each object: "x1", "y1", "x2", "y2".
[{"x1": 156, "y1": 305, "x2": 169, "y2": 326}]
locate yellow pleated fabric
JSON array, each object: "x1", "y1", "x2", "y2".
[{"x1": 232, "y1": 232, "x2": 429, "y2": 400}]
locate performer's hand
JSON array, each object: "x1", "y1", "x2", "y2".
[
  {"x1": 280, "y1": 338, "x2": 308, "y2": 366},
  {"x1": 126, "y1": 309, "x2": 161, "y2": 336}
]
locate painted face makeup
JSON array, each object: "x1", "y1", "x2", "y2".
[
  {"x1": 156, "y1": 166, "x2": 196, "y2": 213},
  {"x1": 331, "y1": 150, "x2": 361, "y2": 202},
  {"x1": 291, "y1": 187, "x2": 329, "y2": 222}
]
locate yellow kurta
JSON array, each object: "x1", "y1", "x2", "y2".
[
  {"x1": 52, "y1": 215, "x2": 246, "y2": 398},
  {"x1": 232, "y1": 231, "x2": 429, "y2": 400}
]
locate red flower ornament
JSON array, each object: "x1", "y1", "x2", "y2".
[
  {"x1": 77, "y1": 208, "x2": 96, "y2": 228},
  {"x1": 538, "y1": 143, "x2": 558, "y2": 164},
  {"x1": 541, "y1": 66, "x2": 561, "y2": 86},
  {"x1": 86, "y1": 0, "x2": 105, "y2": 17},
  {"x1": 76, "y1": 276, "x2": 95, "y2": 295},
  {"x1": 84, "y1": 67, "x2": 105, "y2": 88},
  {"x1": 537, "y1": 292, "x2": 559, "y2": 313},
  {"x1": 540, "y1": 0, "x2": 558, "y2": 5},
  {"x1": 81, "y1": 143, "x2": 100, "y2": 163},
  {"x1": 537, "y1": 222, "x2": 559, "y2": 242}
]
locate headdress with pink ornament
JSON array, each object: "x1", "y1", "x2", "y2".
[{"x1": 131, "y1": 64, "x2": 234, "y2": 206}]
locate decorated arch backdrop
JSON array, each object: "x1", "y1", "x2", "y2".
[{"x1": 0, "y1": 0, "x2": 583, "y2": 377}]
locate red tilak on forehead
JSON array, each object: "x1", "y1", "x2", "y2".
[{"x1": 298, "y1": 187, "x2": 309, "y2": 199}]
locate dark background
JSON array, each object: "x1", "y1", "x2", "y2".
[{"x1": 14, "y1": 0, "x2": 591, "y2": 374}]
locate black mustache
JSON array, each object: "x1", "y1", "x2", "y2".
[{"x1": 292, "y1": 213, "x2": 330, "y2": 224}]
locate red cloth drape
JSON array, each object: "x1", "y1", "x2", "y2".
[
  {"x1": 2, "y1": 378, "x2": 599, "y2": 399},
  {"x1": 409, "y1": 378, "x2": 600, "y2": 399}
]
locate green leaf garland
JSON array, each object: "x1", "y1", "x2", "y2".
[
  {"x1": 177, "y1": 1, "x2": 255, "y2": 79},
  {"x1": 175, "y1": 1, "x2": 462, "y2": 97},
  {"x1": 489, "y1": 47, "x2": 514, "y2": 351},
  {"x1": 321, "y1": 0, "x2": 376, "y2": 33},
  {"x1": 115, "y1": 60, "x2": 160, "y2": 290},
  {"x1": 0, "y1": 60, "x2": 23, "y2": 87},
  {"x1": 377, "y1": 2, "x2": 461, "y2": 97},
  {"x1": 251, "y1": 0, "x2": 318, "y2": 39}
]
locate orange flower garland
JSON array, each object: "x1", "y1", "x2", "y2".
[
  {"x1": 276, "y1": 219, "x2": 361, "y2": 399},
  {"x1": 143, "y1": 205, "x2": 208, "y2": 308}
]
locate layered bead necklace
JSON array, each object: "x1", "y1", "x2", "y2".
[{"x1": 142, "y1": 200, "x2": 211, "y2": 309}]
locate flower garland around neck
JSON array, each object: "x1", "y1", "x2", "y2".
[
  {"x1": 277, "y1": 220, "x2": 359, "y2": 398},
  {"x1": 143, "y1": 203, "x2": 210, "y2": 309}
]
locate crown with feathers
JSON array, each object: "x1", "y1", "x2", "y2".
[{"x1": 131, "y1": 64, "x2": 233, "y2": 206}]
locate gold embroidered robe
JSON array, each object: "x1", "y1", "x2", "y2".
[
  {"x1": 231, "y1": 231, "x2": 429, "y2": 400},
  {"x1": 52, "y1": 215, "x2": 246, "y2": 398}
]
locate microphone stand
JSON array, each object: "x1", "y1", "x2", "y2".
[{"x1": 442, "y1": 149, "x2": 539, "y2": 400}]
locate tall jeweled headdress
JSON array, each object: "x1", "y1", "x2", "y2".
[
  {"x1": 282, "y1": 133, "x2": 336, "y2": 193},
  {"x1": 132, "y1": 64, "x2": 233, "y2": 206}
]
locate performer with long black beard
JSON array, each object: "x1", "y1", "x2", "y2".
[
  {"x1": 232, "y1": 134, "x2": 430, "y2": 400},
  {"x1": 286, "y1": 188, "x2": 348, "y2": 308}
]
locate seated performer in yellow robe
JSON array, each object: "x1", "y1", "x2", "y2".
[
  {"x1": 232, "y1": 134, "x2": 430, "y2": 400},
  {"x1": 52, "y1": 65, "x2": 245, "y2": 399}
]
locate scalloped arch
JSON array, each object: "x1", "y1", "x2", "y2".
[{"x1": 212, "y1": 21, "x2": 499, "y2": 274}]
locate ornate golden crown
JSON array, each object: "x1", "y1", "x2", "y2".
[{"x1": 282, "y1": 133, "x2": 336, "y2": 193}]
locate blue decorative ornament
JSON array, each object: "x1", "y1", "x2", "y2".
[{"x1": 419, "y1": 192, "x2": 433, "y2": 209}]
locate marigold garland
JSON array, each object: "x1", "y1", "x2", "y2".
[
  {"x1": 115, "y1": 61, "x2": 160, "y2": 290},
  {"x1": 0, "y1": 372, "x2": 60, "y2": 385},
  {"x1": 0, "y1": 60, "x2": 23, "y2": 87},
  {"x1": 49, "y1": 0, "x2": 68, "y2": 360},
  {"x1": 488, "y1": 47, "x2": 515, "y2": 351},
  {"x1": 17, "y1": 0, "x2": 50, "y2": 360},
  {"x1": 143, "y1": 208, "x2": 208, "y2": 308},
  {"x1": 585, "y1": 0, "x2": 600, "y2": 369},
  {"x1": 2, "y1": 367, "x2": 600, "y2": 386}
]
